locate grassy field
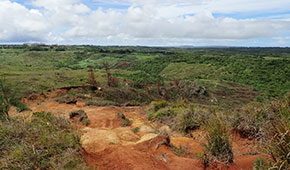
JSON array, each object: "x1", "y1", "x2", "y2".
[
  {"x1": 1, "y1": 45, "x2": 290, "y2": 169},
  {"x1": 1, "y1": 45, "x2": 290, "y2": 101}
]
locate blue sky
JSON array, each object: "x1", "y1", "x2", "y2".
[{"x1": 1, "y1": 0, "x2": 290, "y2": 46}]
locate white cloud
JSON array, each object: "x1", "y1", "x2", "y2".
[
  {"x1": 0, "y1": 0, "x2": 290, "y2": 46},
  {"x1": 0, "y1": 0, "x2": 47, "y2": 42}
]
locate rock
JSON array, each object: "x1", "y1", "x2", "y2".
[
  {"x1": 81, "y1": 129, "x2": 120, "y2": 153},
  {"x1": 139, "y1": 125, "x2": 155, "y2": 133},
  {"x1": 114, "y1": 128, "x2": 140, "y2": 142},
  {"x1": 136, "y1": 133, "x2": 158, "y2": 144},
  {"x1": 159, "y1": 125, "x2": 172, "y2": 135}
]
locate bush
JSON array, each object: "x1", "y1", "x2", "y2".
[
  {"x1": 1, "y1": 80, "x2": 29, "y2": 118},
  {"x1": 116, "y1": 112, "x2": 131, "y2": 127},
  {"x1": 132, "y1": 127, "x2": 140, "y2": 133},
  {"x1": 151, "y1": 100, "x2": 169, "y2": 112},
  {"x1": 202, "y1": 118, "x2": 233, "y2": 165},
  {"x1": 69, "y1": 110, "x2": 90, "y2": 126},
  {"x1": 147, "y1": 101, "x2": 209, "y2": 133},
  {"x1": 148, "y1": 107, "x2": 180, "y2": 122},
  {"x1": 14, "y1": 102, "x2": 29, "y2": 112},
  {"x1": 172, "y1": 107, "x2": 205, "y2": 133},
  {"x1": 0, "y1": 112, "x2": 89, "y2": 169},
  {"x1": 121, "y1": 118, "x2": 131, "y2": 127},
  {"x1": 232, "y1": 93, "x2": 290, "y2": 139},
  {"x1": 163, "y1": 81, "x2": 209, "y2": 101},
  {"x1": 264, "y1": 118, "x2": 290, "y2": 169}
]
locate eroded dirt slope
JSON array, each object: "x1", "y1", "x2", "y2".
[{"x1": 9, "y1": 90, "x2": 268, "y2": 170}]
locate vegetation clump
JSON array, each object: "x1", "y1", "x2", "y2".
[
  {"x1": 147, "y1": 101, "x2": 209, "y2": 133},
  {"x1": 264, "y1": 118, "x2": 290, "y2": 170},
  {"x1": 172, "y1": 145, "x2": 191, "y2": 157},
  {"x1": 1, "y1": 79, "x2": 28, "y2": 120},
  {"x1": 232, "y1": 93, "x2": 290, "y2": 139},
  {"x1": 202, "y1": 118, "x2": 234, "y2": 166},
  {"x1": 132, "y1": 127, "x2": 140, "y2": 133},
  {"x1": 0, "y1": 112, "x2": 89, "y2": 170},
  {"x1": 233, "y1": 94, "x2": 290, "y2": 169},
  {"x1": 116, "y1": 112, "x2": 131, "y2": 127},
  {"x1": 69, "y1": 110, "x2": 90, "y2": 126}
]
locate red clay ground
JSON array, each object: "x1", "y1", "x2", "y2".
[{"x1": 9, "y1": 89, "x2": 269, "y2": 170}]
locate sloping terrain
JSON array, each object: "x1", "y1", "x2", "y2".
[{"x1": 9, "y1": 89, "x2": 269, "y2": 170}]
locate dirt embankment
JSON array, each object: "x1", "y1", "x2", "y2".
[{"x1": 9, "y1": 90, "x2": 268, "y2": 170}]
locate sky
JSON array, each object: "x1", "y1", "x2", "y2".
[{"x1": 1, "y1": 0, "x2": 290, "y2": 46}]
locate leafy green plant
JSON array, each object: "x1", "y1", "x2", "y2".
[
  {"x1": 121, "y1": 118, "x2": 131, "y2": 127},
  {"x1": 84, "y1": 119, "x2": 91, "y2": 126},
  {"x1": 132, "y1": 127, "x2": 140, "y2": 133}
]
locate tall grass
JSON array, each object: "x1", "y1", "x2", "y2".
[
  {"x1": 232, "y1": 93, "x2": 290, "y2": 139},
  {"x1": 234, "y1": 94, "x2": 290, "y2": 169},
  {"x1": 202, "y1": 118, "x2": 233, "y2": 166},
  {"x1": 265, "y1": 118, "x2": 290, "y2": 170},
  {"x1": 0, "y1": 112, "x2": 89, "y2": 170}
]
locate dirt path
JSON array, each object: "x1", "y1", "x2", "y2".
[{"x1": 9, "y1": 90, "x2": 268, "y2": 170}]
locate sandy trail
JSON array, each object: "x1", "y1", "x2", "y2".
[{"x1": 9, "y1": 91, "x2": 268, "y2": 170}]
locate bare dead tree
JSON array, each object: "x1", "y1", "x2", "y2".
[
  {"x1": 103, "y1": 62, "x2": 118, "y2": 87},
  {"x1": 87, "y1": 67, "x2": 99, "y2": 87}
]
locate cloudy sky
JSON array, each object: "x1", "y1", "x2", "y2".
[{"x1": 1, "y1": 0, "x2": 290, "y2": 46}]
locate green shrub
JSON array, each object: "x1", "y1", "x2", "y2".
[
  {"x1": 84, "y1": 119, "x2": 91, "y2": 126},
  {"x1": 15, "y1": 102, "x2": 29, "y2": 112},
  {"x1": 116, "y1": 112, "x2": 131, "y2": 127},
  {"x1": 69, "y1": 110, "x2": 90, "y2": 126},
  {"x1": 0, "y1": 112, "x2": 89, "y2": 170},
  {"x1": 132, "y1": 127, "x2": 140, "y2": 133},
  {"x1": 117, "y1": 112, "x2": 126, "y2": 119},
  {"x1": 147, "y1": 101, "x2": 208, "y2": 133},
  {"x1": 148, "y1": 107, "x2": 180, "y2": 121},
  {"x1": 151, "y1": 100, "x2": 169, "y2": 112},
  {"x1": 172, "y1": 107, "x2": 204, "y2": 133},
  {"x1": 121, "y1": 118, "x2": 131, "y2": 127},
  {"x1": 252, "y1": 158, "x2": 271, "y2": 170},
  {"x1": 202, "y1": 118, "x2": 233, "y2": 165},
  {"x1": 147, "y1": 101, "x2": 210, "y2": 133}
]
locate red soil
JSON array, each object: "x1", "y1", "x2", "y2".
[{"x1": 10, "y1": 89, "x2": 269, "y2": 170}]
